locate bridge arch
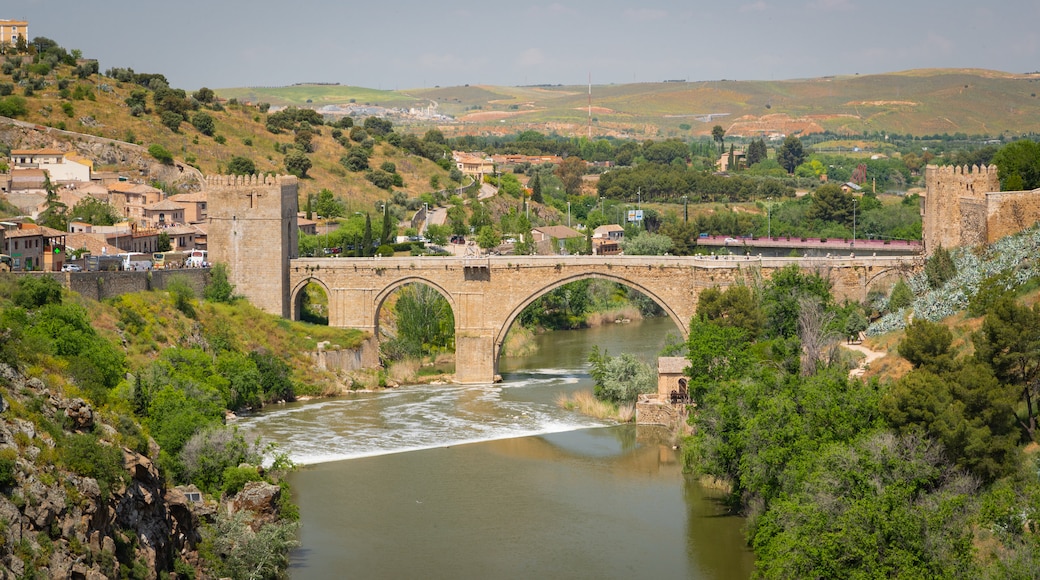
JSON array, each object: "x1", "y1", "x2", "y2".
[
  {"x1": 493, "y1": 272, "x2": 688, "y2": 372},
  {"x1": 289, "y1": 276, "x2": 333, "y2": 323},
  {"x1": 371, "y1": 276, "x2": 460, "y2": 341}
]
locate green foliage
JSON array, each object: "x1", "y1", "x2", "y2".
[
  {"x1": 587, "y1": 347, "x2": 655, "y2": 405},
  {"x1": 200, "y1": 510, "x2": 298, "y2": 580},
  {"x1": 203, "y1": 263, "x2": 236, "y2": 303},
  {"x1": 383, "y1": 284, "x2": 454, "y2": 360},
  {"x1": 226, "y1": 156, "x2": 256, "y2": 176},
  {"x1": 61, "y1": 432, "x2": 129, "y2": 500},
  {"x1": 925, "y1": 245, "x2": 957, "y2": 289},
  {"x1": 898, "y1": 318, "x2": 954, "y2": 372},
  {"x1": 993, "y1": 140, "x2": 1040, "y2": 191},
  {"x1": 969, "y1": 272, "x2": 1015, "y2": 317},
  {"x1": 0, "y1": 96, "x2": 28, "y2": 118},
  {"x1": 221, "y1": 465, "x2": 263, "y2": 497},
  {"x1": 881, "y1": 362, "x2": 1019, "y2": 482},
  {"x1": 250, "y1": 351, "x2": 295, "y2": 402},
  {"x1": 0, "y1": 455, "x2": 16, "y2": 488},
  {"x1": 806, "y1": 184, "x2": 855, "y2": 226},
  {"x1": 147, "y1": 143, "x2": 173, "y2": 165},
  {"x1": 777, "y1": 135, "x2": 805, "y2": 173},
  {"x1": 761, "y1": 265, "x2": 833, "y2": 339},
  {"x1": 178, "y1": 428, "x2": 262, "y2": 495},
  {"x1": 685, "y1": 319, "x2": 752, "y2": 402},
  {"x1": 888, "y1": 278, "x2": 914, "y2": 311},
  {"x1": 284, "y1": 149, "x2": 311, "y2": 178},
  {"x1": 12, "y1": 275, "x2": 63, "y2": 309},
  {"x1": 70, "y1": 196, "x2": 120, "y2": 227},
  {"x1": 312, "y1": 188, "x2": 345, "y2": 220},
  {"x1": 620, "y1": 231, "x2": 673, "y2": 255},
  {"x1": 476, "y1": 225, "x2": 501, "y2": 250},
  {"x1": 191, "y1": 111, "x2": 215, "y2": 136},
  {"x1": 160, "y1": 110, "x2": 182, "y2": 132},
  {"x1": 753, "y1": 432, "x2": 979, "y2": 578},
  {"x1": 973, "y1": 295, "x2": 1040, "y2": 438},
  {"x1": 166, "y1": 276, "x2": 196, "y2": 318}
]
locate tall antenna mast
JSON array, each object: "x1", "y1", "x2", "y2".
[{"x1": 587, "y1": 72, "x2": 592, "y2": 139}]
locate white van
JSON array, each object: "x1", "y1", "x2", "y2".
[{"x1": 186, "y1": 250, "x2": 208, "y2": 268}]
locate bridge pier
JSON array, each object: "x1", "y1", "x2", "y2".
[{"x1": 455, "y1": 333, "x2": 498, "y2": 384}]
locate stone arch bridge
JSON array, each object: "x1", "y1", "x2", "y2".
[{"x1": 288, "y1": 254, "x2": 913, "y2": 383}]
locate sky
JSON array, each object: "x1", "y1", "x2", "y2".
[{"x1": 11, "y1": 0, "x2": 1040, "y2": 91}]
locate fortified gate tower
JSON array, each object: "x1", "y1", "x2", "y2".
[{"x1": 206, "y1": 174, "x2": 298, "y2": 317}]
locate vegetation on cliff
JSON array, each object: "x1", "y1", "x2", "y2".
[
  {"x1": 0, "y1": 273, "x2": 363, "y2": 577},
  {"x1": 681, "y1": 247, "x2": 1040, "y2": 576}
]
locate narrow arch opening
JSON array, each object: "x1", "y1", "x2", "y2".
[
  {"x1": 294, "y1": 280, "x2": 329, "y2": 325},
  {"x1": 377, "y1": 282, "x2": 456, "y2": 382}
]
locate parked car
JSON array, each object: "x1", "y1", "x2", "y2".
[{"x1": 61, "y1": 264, "x2": 82, "y2": 272}]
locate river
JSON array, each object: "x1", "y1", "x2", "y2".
[{"x1": 237, "y1": 317, "x2": 755, "y2": 579}]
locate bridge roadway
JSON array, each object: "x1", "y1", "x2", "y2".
[{"x1": 289, "y1": 254, "x2": 915, "y2": 383}]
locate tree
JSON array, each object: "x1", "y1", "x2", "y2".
[
  {"x1": 746, "y1": 139, "x2": 767, "y2": 166},
  {"x1": 619, "y1": 232, "x2": 673, "y2": 255},
  {"x1": 696, "y1": 285, "x2": 763, "y2": 337},
  {"x1": 386, "y1": 284, "x2": 454, "y2": 359},
  {"x1": 204, "y1": 263, "x2": 236, "y2": 303},
  {"x1": 157, "y1": 232, "x2": 172, "y2": 252},
  {"x1": 226, "y1": 156, "x2": 256, "y2": 176},
  {"x1": 476, "y1": 226, "x2": 501, "y2": 251},
  {"x1": 380, "y1": 203, "x2": 393, "y2": 247},
  {"x1": 284, "y1": 149, "x2": 312, "y2": 178},
  {"x1": 362, "y1": 214, "x2": 373, "y2": 257},
  {"x1": 806, "y1": 184, "x2": 855, "y2": 226},
  {"x1": 888, "y1": 278, "x2": 914, "y2": 311},
  {"x1": 158, "y1": 109, "x2": 183, "y2": 132},
  {"x1": 313, "y1": 189, "x2": 344, "y2": 219},
  {"x1": 899, "y1": 318, "x2": 955, "y2": 372},
  {"x1": 973, "y1": 295, "x2": 1040, "y2": 439},
  {"x1": 530, "y1": 174, "x2": 544, "y2": 203},
  {"x1": 992, "y1": 140, "x2": 1040, "y2": 191},
  {"x1": 587, "y1": 347, "x2": 655, "y2": 405},
  {"x1": 924, "y1": 245, "x2": 957, "y2": 289},
  {"x1": 191, "y1": 111, "x2": 215, "y2": 136},
  {"x1": 712, "y1": 125, "x2": 726, "y2": 152},
  {"x1": 192, "y1": 87, "x2": 215, "y2": 104},
  {"x1": 555, "y1": 157, "x2": 586, "y2": 195},
  {"x1": 469, "y1": 200, "x2": 492, "y2": 231},
  {"x1": 70, "y1": 197, "x2": 120, "y2": 226},
  {"x1": 777, "y1": 135, "x2": 805, "y2": 174}
]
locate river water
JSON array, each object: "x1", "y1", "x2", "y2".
[{"x1": 237, "y1": 317, "x2": 754, "y2": 579}]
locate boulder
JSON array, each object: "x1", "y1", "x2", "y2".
[
  {"x1": 63, "y1": 398, "x2": 95, "y2": 430},
  {"x1": 228, "y1": 481, "x2": 282, "y2": 527}
]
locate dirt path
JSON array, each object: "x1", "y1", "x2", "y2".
[{"x1": 841, "y1": 338, "x2": 887, "y2": 379}]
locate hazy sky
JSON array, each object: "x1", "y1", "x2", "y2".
[{"x1": 12, "y1": 0, "x2": 1040, "y2": 91}]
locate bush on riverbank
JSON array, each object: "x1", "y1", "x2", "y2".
[{"x1": 555, "y1": 390, "x2": 634, "y2": 422}]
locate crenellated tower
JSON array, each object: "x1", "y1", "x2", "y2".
[
  {"x1": 923, "y1": 164, "x2": 1000, "y2": 254},
  {"x1": 205, "y1": 174, "x2": 298, "y2": 317}
]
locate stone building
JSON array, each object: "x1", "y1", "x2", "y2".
[
  {"x1": 923, "y1": 164, "x2": 1040, "y2": 254},
  {"x1": 0, "y1": 19, "x2": 28, "y2": 49},
  {"x1": 206, "y1": 174, "x2": 299, "y2": 317}
]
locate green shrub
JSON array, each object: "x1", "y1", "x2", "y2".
[
  {"x1": 221, "y1": 465, "x2": 262, "y2": 497},
  {"x1": 61, "y1": 433, "x2": 128, "y2": 500},
  {"x1": 0, "y1": 455, "x2": 17, "y2": 488},
  {"x1": 148, "y1": 143, "x2": 173, "y2": 165}
]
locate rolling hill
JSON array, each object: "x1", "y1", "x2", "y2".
[{"x1": 218, "y1": 68, "x2": 1040, "y2": 141}]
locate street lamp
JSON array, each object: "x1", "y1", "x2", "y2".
[
  {"x1": 852, "y1": 197, "x2": 858, "y2": 249},
  {"x1": 567, "y1": 201, "x2": 571, "y2": 228},
  {"x1": 766, "y1": 197, "x2": 772, "y2": 239},
  {"x1": 682, "y1": 195, "x2": 688, "y2": 223},
  {"x1": 423, "y1": 202, "x2": 429, "y2": 237},
  {"x1": 637, "y1": 188, "x2": 641, "y2": 208}
]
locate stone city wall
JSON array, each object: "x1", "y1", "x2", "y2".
[
  {"x1": 986, "y1": 189, "x2": 1040, "y2": 243},
  {"x1": 34, "y1": 269, "x2": 210, "y2": 301}
]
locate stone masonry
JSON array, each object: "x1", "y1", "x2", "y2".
[
  {"x1": 923, "y1": 164, "x2": 1040, "y2": 255},
  {"x1": 206, "y1": 174, "x2": 298, "y2": 317}
]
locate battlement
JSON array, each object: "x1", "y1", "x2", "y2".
[{"x1": 204, "y1": 173, "x2": 298, "y2": 190}]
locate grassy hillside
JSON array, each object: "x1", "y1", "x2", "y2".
[
  {"x1": 0, "y1": 63, "x2": 451, "y2": 213},
  {"x1": 222, "y1": 68, "x2": 1040, "y2": 140}
]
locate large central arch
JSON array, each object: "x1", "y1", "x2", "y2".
[{"x1": 493, "y1": 272, "x2": 686, "y2": 374}]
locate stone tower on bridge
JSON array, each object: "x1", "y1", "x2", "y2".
[{"x1": 206, "y1": 174, "x2": 298, "y2": 317}]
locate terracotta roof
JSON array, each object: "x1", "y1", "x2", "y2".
[
  {"x1": 145, "y1": 199, "x2": 187, "y2": 211},
  {"x1": 169, "y1": 192, "x2": 208, "y2": 203},
  {"x1": 162, "y1": 225, "x2": 201, "y2": 236},
  {"x1": 5, "y1": 225, "x2": 64, "y2": 239},
  {"x1": 594, "y1": 224, "x2": 624, "y2": 234},
  {"x1": 658, "y1": 357, "x2": 688, "y2": 375},
  {"x1": 108, "y1": 182, "x2": 162, "y2": 194},
  {"x1": 11, "y1": 148, "x2": 64, "y2": 156},
  {"x1": 10, "y1": 168, "x2": 47, "y2": 179},
  {"x1": 64, "y1": 232, "x2": 122, "y2": 256}
]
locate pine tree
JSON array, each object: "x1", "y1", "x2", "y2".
[
  {"x1": 362, "y1": 214, "x2": 373, "y2": 257},
  {"x1": 531, "y1": 174, "x2": 543, "y2": 204}
]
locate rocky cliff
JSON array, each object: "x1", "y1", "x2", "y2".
[{"x1": 0, "y1": 363, "x2": 201, "y2": 579}]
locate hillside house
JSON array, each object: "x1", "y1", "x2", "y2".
[
  {"x1": 453, "y1": 152, "x2": 495, "y2": 181},
  {"x1": 0, "y1": 20, "x2": 28, "y2": 48},
  {"x1": 108, "y1": 182, "x2": 162, "y2": 226},
  {"x1": 2, "y1": 224, "x2": 66, "y2": 271},
  {"x1": 142, "y1": 199, "x2": 186, "y2": 228},
  {"x1": 592, "y1": 224, "x2": 624, "y2": 255},
  {"x1": 531, "y1": 225, "x2": 584, "y2": 254},
  {"x1": 168, "y1": 192, "x2": 208, "y2": 223},
  {"x1": 10, "y1": 148, "x2": 91, "y2": 184}
]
